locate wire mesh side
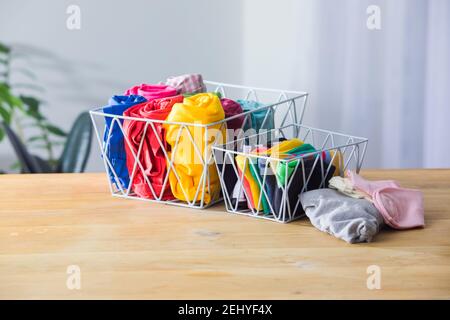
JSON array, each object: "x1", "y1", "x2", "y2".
[
  {"x1": 89, "y1": 81, "x2": 308, "y2": 209},
  {"x1": 212, "y1": 123, "x2": 369, "y2": 222}
]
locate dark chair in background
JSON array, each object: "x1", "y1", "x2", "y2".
[{"x1": 0, "y1": 112, "x2": 93, "y2": 173}]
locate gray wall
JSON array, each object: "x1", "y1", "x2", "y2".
[
  {"x1": 0, "y1": 0, "x2": 243, "y2": 172},
  {"x1": 1, "y1": 0, "x2": 449, "y2": 172}
]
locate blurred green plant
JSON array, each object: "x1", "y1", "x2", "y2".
[{"x1": 0, "y1": 42, "x2": 67, "y2": 169}]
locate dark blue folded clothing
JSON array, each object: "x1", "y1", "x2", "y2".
[
  {"x1": 103, "y1": 94, "x2": 146, "y2": 189},
  {"x1": 258, "y1": 157, "x2": 336, "y2": 220}
]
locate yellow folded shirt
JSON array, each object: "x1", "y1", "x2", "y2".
[{"x1": 164, "y1": 93, "x2": 225, "y2": 204}]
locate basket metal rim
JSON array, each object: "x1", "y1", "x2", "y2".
[
  {"x1": 211, "y1": 123, "x2": 369, "y2": 162},
  {"x1": 89, "y1": 80, "x2": 308, "y2": 128}
]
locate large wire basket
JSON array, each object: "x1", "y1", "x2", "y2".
[
  {"x1": 212, "y1": 124, "x2": 368, "y2": 222},
  {"x1": 89, "y1": 81, "x2": 308, "y2": 209}
]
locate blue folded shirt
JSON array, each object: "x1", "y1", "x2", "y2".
[{"x1": 103, "y1": 94, "x2": 146, "y2": 189}]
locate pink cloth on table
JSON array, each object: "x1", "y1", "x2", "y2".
[
  {"x1": 346, "y1": 170, "x2": 425, "y2": 229},
  {"x1": 349, "y1": 171, "x2": 400, "y2": 195},
  {"x1": 124, "y1": 84, "x2": 177, "y2": 101}
]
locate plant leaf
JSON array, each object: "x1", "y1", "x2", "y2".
[
  {"x1": 44, "y1": 124, "x2": 67, "y2": 137},
  {"x1": 27, "y1": 135, "x2": 46, "y2": 143},
  {"x1": 0, "y1": 43, "x2": 10, "y2": 54},
  {"x1": 0, "y1": 103, "x2": 12, "y2": 124},
  {"x1": 20, "y1": 95, "x2": 45, "y2": 120},
  {"x1": 0, "y1": 83, "x2": 22, "y2": 109}
]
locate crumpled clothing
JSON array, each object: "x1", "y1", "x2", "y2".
[
  {"x1": 164, "y1": 93, "x2": 225, "y2": 204},
  {"x1": 347, "y1": 170, "x2": 424, "y2": 229},
  {"x1": 300, "y1": 188, "x2": 384, "y2": 243},
  {"x1": 328, "y1": 176, "x2": 370, "y2": 199},
  {"x1": 123, "y1": 95, "x2": 183, "y2": 200},
  {"x1": 103, "y1": 94, "x2": 147, "y2": 189}
]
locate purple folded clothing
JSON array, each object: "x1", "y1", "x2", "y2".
[{"x1": 221, "y1": 98, "x2": 244, "y2": 130}]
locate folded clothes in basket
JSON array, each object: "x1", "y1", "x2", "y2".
[
  {"x1": 163, "y1": 74, "x2": 207, "y2": 94},
  {"x1": 123, "y1": 95, "x2": 183, "y2": 200},
  {"x1": 164, "y1": 93, "x2": 225, "y2": 204},
  {"x1": 96, "y1": 76, "x2": 326, "y2": 210},
  {"x1": 235, "y1": 146, "x2": 270, "y2": 212},
  {"x1": 259, "y1": 155, "x2": 336, "y2": 219},
  {"x1": 125, "y1": 84, "x2": 178, "y2": 101},
  {"x1": 232, "y1": 138, "x2": 342, "y2": 218},
  {"x1": 276, "y1": 148, "x2": 343, "y2": 187},
  {"x1": 238, "y1": 100, "x2": 275, "y2": 143},
  {"x1": 220, "y1": 98, "x2": 244, "y2": 131},
  {"x1": 234, "y1": 139, "x2": 303, "y2": 212},
  {"x1": 103, "y1": 94, "x2": 147, "y2": 189}
]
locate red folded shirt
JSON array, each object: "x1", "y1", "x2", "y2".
[{"x1": 123, "y1": 95, "x2": 183, "y2": 199}]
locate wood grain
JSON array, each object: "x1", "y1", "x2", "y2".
[{"x1": 0, "y1": 170, "x2": 449, "y2": 299}]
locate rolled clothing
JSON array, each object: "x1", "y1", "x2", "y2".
[
  {"x1": 164, "y1": 74, "x2": 206, "y2": 94},
  {"x1": 124, "y1": 84, "x2": 177, "y2": 101},
  {"x1": 261, "y1": 158, "x2": 336, "y2": 220},
  {"x1": 164, "y1": 93, "x2": 225, "y2": 204},
  {"x1": 215, "y1": 98, "x2": 244, "y2": 205},
  {"x1": 276, "y1": 150, "x2": 343, "y2": 187},
  {"x1": 300, "y1": 188, "x2": 384, "y2": 243},
  {"x1": 103, "y1": 94, "x2": 147, "y2": 189},
  {"x1": 237, "y1": 100, "x2": 274, "y2": 144},
  {"x1": 183, "y1": 91, "x2": 222, "y2": 99},
  {"x1": 221, "y1": 98, "x2": 244, "y2": 131},
  {"x1": 274, "y1": 143, "x2": 316, "y2": 187},
  {"x1": 234, "y1": 139, "x2": 303, "y2": 212},
  {"x1": 235, "y1": 146, "x2": 270, "y2": 212},
  {"x1": 123, "y1": 95, "x2": 183, "y2": 200}
]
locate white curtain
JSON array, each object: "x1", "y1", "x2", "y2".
[{"x1": 242, "y1": 0, "x2": 450, "y2": 168}]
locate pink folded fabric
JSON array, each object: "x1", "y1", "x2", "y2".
[
  {"x1": 347, "y1": 170, "x2": 425, "y2": 229},
  {"x1": 349, "y1": 171, "x2": 400, "y2": 195},
  {"x1": 124, "y1": 84, "x2": 177, "y2": 101},
  {"x1": 372, "y1": 187, "x2": 424, "y2": 229}
]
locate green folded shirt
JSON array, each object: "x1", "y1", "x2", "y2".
[{"x1": 275, "y1": 143, "x2": 317, "y2": 187}]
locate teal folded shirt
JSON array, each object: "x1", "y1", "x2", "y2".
[{"x1": 237, "y1": 100, "x2": 274, "y2": 143}]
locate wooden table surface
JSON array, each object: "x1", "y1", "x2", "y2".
[{"x1": 0, "y1": 170, "x2": 449, "y2": 299}]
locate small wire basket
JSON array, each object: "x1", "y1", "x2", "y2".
[
  {"x1": 212, "y1": 124, "x2": 368, "y2": 222},
  {"x1": 89, "y1": 81, "x2": 309, "y2": 209}
]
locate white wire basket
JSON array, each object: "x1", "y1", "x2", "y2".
[
  {"x1": 89, "y1": 81, "x2": 308, "y2": 209},
  {"x1": 212, "y1": 124, "x2": 369, "y2": 223}
]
